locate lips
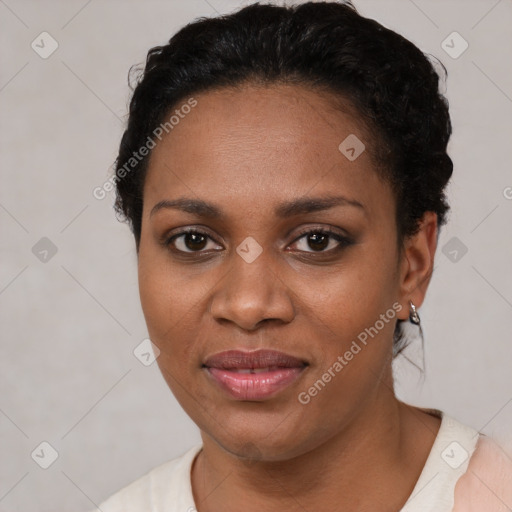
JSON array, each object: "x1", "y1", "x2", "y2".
[{"x1": 203, "y1": 349, "x2": 308, "y2": 400}]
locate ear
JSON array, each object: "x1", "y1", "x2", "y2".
[{"x1": 396, "y1": 211, "x2": 438, "y2": 321}]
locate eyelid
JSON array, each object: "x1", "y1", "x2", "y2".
[
  {"x1": 290, "y1": 225, "x2": 351, "y2": 242},
  {"x1": 163, "y1": 224, "x2": 353, "y2": 255},
  {"x1": 163, "y1": 226, "x2": 222, "y2": 251},
  {"x1": 287, "y1": 226, "x2": 353, "y2": 253}
]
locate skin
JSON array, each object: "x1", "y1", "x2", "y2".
[{"x1": 137, "y1": 83, "x2": 441, "y2": 511}]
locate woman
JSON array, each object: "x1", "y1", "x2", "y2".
[{"x1": 92, "y1": 1, "x2": 512, "y2": 510}]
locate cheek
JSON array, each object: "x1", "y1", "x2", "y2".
[
  {"x1": 293, "y1": 238, "x2": 399, "y2": 399},
  {"x1": 137, "y1": 243, "x2": 220, "y2": 375},
  {"x1": 137, "y1": 250, "x2": 221, "y2": 428},
  {"x1": 311, "y1": 247, "x2": 398, "y2": 339},
  {"x1": 137, "y1": 246, "x2": 190, "y2": 358},
  {"x1": 137, "y1": 255, "x2": 202, "y2": 411}
]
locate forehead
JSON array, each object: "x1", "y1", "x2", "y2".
[{"x1": 143, "y1": 83, "x2": 391, "y2": 220}]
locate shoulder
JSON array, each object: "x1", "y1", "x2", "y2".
[
  {"x1": 401, "y1": 408, "x2": 510, "y2": 512},
  {"x1": 88, "y1": 444, "x2": 202, "y2": 512},
  {"x1": 453, "y1": 435, "x2": 512, "y2": 511}
]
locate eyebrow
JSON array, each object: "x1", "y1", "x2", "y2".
[{"x1": 149, "y1": 195, "x2": 365, "y2": 219}]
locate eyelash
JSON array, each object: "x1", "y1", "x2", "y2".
[{"x1": 164, "y1": 226, "x2": 353, "y2": 256}]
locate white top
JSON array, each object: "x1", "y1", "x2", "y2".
[{"x1": 91, "y1": 410, "x2": 481, "y2": 512}]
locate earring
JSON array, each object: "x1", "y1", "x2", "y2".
[{"x1": 409, "y1": 300, "x2": 420, "y2": 325}]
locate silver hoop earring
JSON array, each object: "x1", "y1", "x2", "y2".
[{"x1": 409, "y1": 301, "x2": 420, "y2": 325}]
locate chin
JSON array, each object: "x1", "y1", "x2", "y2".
[{"x1": 199, "y1": 408, "x2": 327, "y2": 463}]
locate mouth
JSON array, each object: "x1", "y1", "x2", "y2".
[{"x1": 203, "y1": 349, "x2": 308, "y2": 401}]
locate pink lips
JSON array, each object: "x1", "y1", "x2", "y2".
[{"x1": 203, "y1": 349, "x2": 307, "y2": 401}]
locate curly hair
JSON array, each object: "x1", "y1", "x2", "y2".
[{"x1": 113, "y1": 0, "x2": 453, "y2": 355}]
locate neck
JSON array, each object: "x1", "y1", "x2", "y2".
[{"x1": 191, "y1": 386, "x2": 440, "y2": 512}]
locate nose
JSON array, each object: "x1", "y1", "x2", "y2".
[{"x1": 209, "y1": 248, "x2": 295, "y2": 331}]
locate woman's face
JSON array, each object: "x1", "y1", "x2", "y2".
[{"x1": 138, "y1": 83, "x2": 413, "y2": 460}]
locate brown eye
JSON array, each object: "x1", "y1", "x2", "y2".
[
  {"x1": 166, "y1": 229, "x2": 221, "y2": 253},
  {"x1": 305, "y1": 232, "x2": 330, "y2": 251},
  {"x1": 291, "y1": 229, "x2": 353, "y2": 254}
]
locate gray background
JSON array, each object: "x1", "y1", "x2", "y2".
[{"x1": 1, "y1": 0, "x2": 511, "y2": 510}]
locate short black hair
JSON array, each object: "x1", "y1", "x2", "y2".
[{"x1": 113, "y1": 0, "x2": 453, "y2": 355}]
